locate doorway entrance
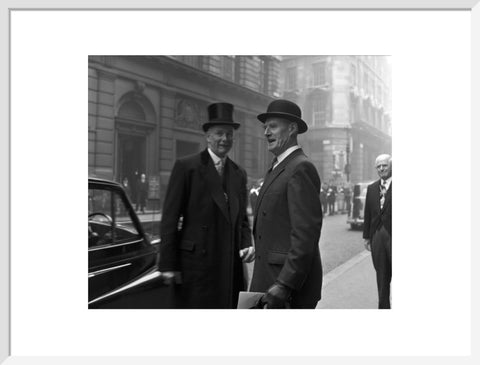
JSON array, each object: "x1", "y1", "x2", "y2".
[{"x1": 118, "y1": 133, "x2": 146, "y2": 193}]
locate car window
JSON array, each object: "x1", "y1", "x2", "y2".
[
  {"x1": 88, "y1": 187, "x2": 140, "y2": 248},
  {"x1": 352, "y1": 184, "x2": 369, "y2": 198}
]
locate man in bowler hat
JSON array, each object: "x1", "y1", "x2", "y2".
[
  {"x1": 159, "y1": 102, "x2": 255, "y2": 309},
  {"x1": 250, "y1": 99, "x2": 323, "y2": 309},
  {"x1": 363, "y1": 154, "x2": 392, "y2": 309}
]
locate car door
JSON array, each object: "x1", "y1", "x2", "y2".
[{"x1": 88, "y1": 181, "x2": 171, "y2": 309}]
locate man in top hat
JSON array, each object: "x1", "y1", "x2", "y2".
[
  {"x1": 250, "y1": 99, "x2": 323, "y2": 309},
  {"x1": 159, "y1": 102, "x2": 254, "y2": 309}
]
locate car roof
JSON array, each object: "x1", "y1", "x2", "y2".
[
  {"x1": 355, "y1": 181, "x2": 375, "y2": 186},
  {"x1": 88, "y1": 177, "x2": 122, "y2": 188}
]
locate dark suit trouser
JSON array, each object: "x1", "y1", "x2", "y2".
[
  {"x1": 290, "y1": 299, "x2": 319, "y2": 309},
  {"x1": 371, "y1": 225, "x2": 392, "y2": 309}
]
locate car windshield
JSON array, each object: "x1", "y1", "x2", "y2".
[
  {"x1": 353, "y1": 184, "x2": 369, "y2": 198},
  {"x1": 88, "y1": 186, "x2": 140, "y2": 247}
]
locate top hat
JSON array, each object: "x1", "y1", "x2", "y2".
[
  {"x1": 257, "y1": 99, "x2": 308, "y2": 134},
  {"x1": 202, "y1": 102, "x2": 240, "y2": 132}
]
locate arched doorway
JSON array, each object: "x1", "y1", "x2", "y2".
[{"x1": 115, "y1": 94, "x2": 156, "y2": 202}]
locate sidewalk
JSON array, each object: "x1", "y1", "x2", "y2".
[{"x1": 316, "y1": 250, "x2": 378, "y2": 309}]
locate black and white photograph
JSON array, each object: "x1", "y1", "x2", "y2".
[
  {"x1": 87, "y1": 55, "x2": 392, "y2": 310},
  {"x1": 5, "y1": 4, "x2": 476, "y2": 361}
]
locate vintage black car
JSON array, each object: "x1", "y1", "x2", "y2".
[
  {"x1": 346, "y1": 181, "x2": 373, "y2": 230},
  {"x1": 88, "y1": 178, "x2": 172, "y2": 309}
]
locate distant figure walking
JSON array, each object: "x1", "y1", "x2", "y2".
[
  {"x1": 327, "y1": 187, "x2": 336, "y2": 215},
  {"x1": 320, "y1": 186, "x2": 327, "y2": 217},
  {"x1": 136, "y1": 173, "x2": 148, "y2": 213}
]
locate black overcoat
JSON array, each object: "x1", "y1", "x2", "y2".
[
  {"x1": 159, "y1": 149, "x2": 252, "y2": 308},
  {"x1": 362, "y1": 180, "x2": 392, "y2": 240},
  {"x1": 250, "y1": 149, "x2": 323, "y2": 307}
]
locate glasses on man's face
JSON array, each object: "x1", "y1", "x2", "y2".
[{"x1": 376, "y1": 164, "x2": 388, "y2": 170}]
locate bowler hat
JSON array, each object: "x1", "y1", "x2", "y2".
[
  {"x1": 202, "y1": 102, "x2": 240, "y2": 132},
  {"x1": 257, "y1": 99, "x2": 308, "y2": 134}
]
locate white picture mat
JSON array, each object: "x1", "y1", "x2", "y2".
[{"x1": 9, "y1": 9, "x2": 471, "y2": 357}]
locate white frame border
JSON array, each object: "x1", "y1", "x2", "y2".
[{"x1": 2, "y1": 1, "x2": 479, "y2": 364}]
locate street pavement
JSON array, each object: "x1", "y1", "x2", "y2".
[
  {"x1": 315, "y1": 212, "x2": 379, "y2": 309},
  {"x1": 316, "y1": 249, "x2": 378, "y2": 309}
]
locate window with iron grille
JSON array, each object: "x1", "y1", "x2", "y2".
[
  {"x1": 311, "y1": 94, "x2": 327, "y2": 127},
  {"x1": 181, "y1": 56, "x2": 202, "y2": 69},
  {"x1": 312, "y1": 62, "x2": 326, "y2": 86}
]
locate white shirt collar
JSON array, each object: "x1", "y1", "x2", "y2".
[
  {"x1": 273, "y1": 145, "x2": 301, "y2": 169},
  {"x1": 207, "y1": 148, "x2": 226, "y2": 165},
  {"x1": 381, "y1": 177, "x2": 392, "y2": 190}
]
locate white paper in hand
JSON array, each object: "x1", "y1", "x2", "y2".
[{"x1": 237, "y1": 291, "x2": 264, "y2": 309}]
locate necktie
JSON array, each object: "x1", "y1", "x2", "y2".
[
  {"x1": 215, "y1": 159, "x2": 224, "y2": 177},
  {"x1": 380, "y1": 180, "x2": 387, "y2": 209},
  {"x1": 216, "y1": 159, "x2": 228, "y2": 203},
  {"x1": 269, "y1": 157, "x2": 278, "y2": 172}
]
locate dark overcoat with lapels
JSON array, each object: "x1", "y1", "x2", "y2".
[
  {"x1": 362, "y1": 180, "x2": 392, "y2": 240},
  {"x1": 159, "y1": 149, "x2": 252, "y2": 308},
  {"x1": 250, "y1": 148, "x2": 323, "y2": 307}
]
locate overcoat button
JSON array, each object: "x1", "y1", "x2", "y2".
[
  {"x1": 259, "y1": 235, "x2": 262, "y2": 240},
  {"x1": 262, "y1": 211, "x2": 266, "y2": 216}
]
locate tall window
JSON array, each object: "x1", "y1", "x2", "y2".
[
  {"x1": 259, "y1": 57, "x2": 268, "y2": 93},
  {"x1": 350, "y1": 64, "x2": 357, "y2": 85},
  {"x1": 222, "y1": 56, "x2": 235, "y2": 81},
  {"x1": 312, "y1": 62, "x2": 326, "y2": 86},
  {"x1": 285, "y1": 67, "x2": 297, "y2": 90},
  {"x1": 312, "y1": 94, "x2": 327, "y2": 127},
  {"x1": 180, "y1": 56, "x2": 202, "y2": 69},
  {"x1": 363, "y1": 72, "x2": 369, "y2": 94}
]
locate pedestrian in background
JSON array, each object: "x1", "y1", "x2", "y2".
[
  {"x1": 343, "y1": 185, "x2": 352, "y2": 216},
  {"x1": 327, "y1": 186, "x2": 336, "y2": 215},
  {"x1": 135, "y1": 173, "x2": 148, "y2": 213},
  {"x1": 119, "y1": 177, "x2": 132, "y2": 216},
  {"x1": 159, "y1": 102, "x2": 254, "y2": 309},
  {"x1": 320, "y1": 186, "x2": 327, "y2": 217},
  {"x1": 363, "y1": 154, "x2": 392, "y2": 309},
  {"x1": 337, "y1": 187, "x2": 345, "y2": 213},
  {"x1": 250, "y1": 99, "x2": 323, "y2": 309},
  {"x1": 122, "y1": 177, "x2": 132, "y2": 201}
]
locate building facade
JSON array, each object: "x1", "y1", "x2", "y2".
[
  {"x1": 280, "y1": 56, "x2": 392, "y2": 187},
  {"x1": 88, "y1": 56, "x2": 280, "y2": 209}
]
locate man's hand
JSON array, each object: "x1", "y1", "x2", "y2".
[
  {"x1": 364, "y1": 239, "x2": 371, "y2": 252},
  {"x1": 239, "y1": 246, "x2": 255, "y2": 263},
  {"x1": 262, "y1": 282, "x2": 292, "y2": 309}
]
